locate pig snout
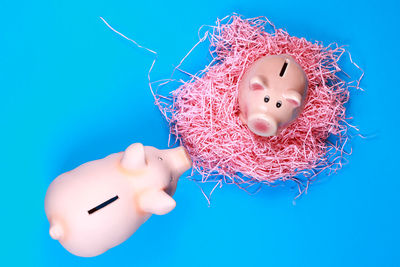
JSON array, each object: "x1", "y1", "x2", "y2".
[
  {"x1": 247, "y1": 115, "x2": 277, "y2": 137},
  {"x1": 166, "y1": 146, "x2": 192, "y2": 178}
]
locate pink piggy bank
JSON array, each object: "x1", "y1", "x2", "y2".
[
  {"x1": 45, "y1": 143, "x2": 192, "y2": 257},
  {"x1": 238, "y1": 54, "x2": 308, "y2": 137}
]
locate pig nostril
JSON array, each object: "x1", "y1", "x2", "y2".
[
  {"x1": 254, "y1": 121, "x2": 270, "y2": 133},
  {"x1": 247, "y1": 115, "x2": 278, "y2": 137}
]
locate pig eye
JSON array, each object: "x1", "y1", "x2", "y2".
[
  {"x1": 158, "y1": 156, "x2": 163, "y2": 161},
  {"x1": 264, "y1": 96, "x2": 270, "y2": 103},
  {"x1": 276, "y1": 101, "x2": 282, "y2": 108}
]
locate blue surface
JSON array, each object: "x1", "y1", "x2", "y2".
[{"x1": 1, "y1": 0, "x2": 399, "y2": 266}]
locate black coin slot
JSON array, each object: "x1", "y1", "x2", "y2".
[
  {"x1": 279, "y1": 60, "x2": 289, "y2": 77},
  {"x1": 88, "y1": 195, "x2": 119, "y2": 215}
]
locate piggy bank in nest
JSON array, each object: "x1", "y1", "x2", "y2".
[{"x1": 238, "y1": 54, "x2": 308, "y2": 137}]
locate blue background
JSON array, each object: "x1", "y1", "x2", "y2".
[{"x1": 1, "y1": 0, "x2": 399, "y2": 266}]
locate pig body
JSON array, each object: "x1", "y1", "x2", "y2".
[
  {"x1": 45, "y1": 143, "x2": 192, "y2": 257},
  {"x1": 238, "y1": 54, "x2": 308, "y2": 137}
]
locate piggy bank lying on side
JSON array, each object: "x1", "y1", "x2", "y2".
[
  {"x1": 45, "y1": 143, "x2": 192, "y2": 257},
  {"x1": 238, "y1": 54, "x2": 308, "y2": 137}
]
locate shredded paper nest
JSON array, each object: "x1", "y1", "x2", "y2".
[{"x1": 151, "y1": 15, "x2": 363, "y2": 195}]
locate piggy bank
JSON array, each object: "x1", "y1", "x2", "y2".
[
  {"x1": 45, "y1": 143, "x2": 192, "y2": 257},
  {"x1": 238, "y1": 54, "x2": 308, "y2": 137}
]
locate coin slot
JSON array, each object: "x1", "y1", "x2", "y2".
[
  {"x1": 279, "y1": 60, "x2": 289, "y2": 77},
  {"x1": 88, "y1": 195, "x2": 119, "y2": 215}
]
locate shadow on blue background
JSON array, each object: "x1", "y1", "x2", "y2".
[{"x1": 1, "y1": 0, "x2": 399, "y2": 266}]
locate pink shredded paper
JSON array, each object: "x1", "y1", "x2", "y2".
[{"x1": 152, "y1": 15, "x2": 362, "y2": 193}]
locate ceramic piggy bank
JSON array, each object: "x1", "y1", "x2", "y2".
[
  {"x1": 45, "y1": 143, "x2": 192, "y2": 257},
  {"x1": 238, "y1": 54, "x2": 308, "y2": 137}
]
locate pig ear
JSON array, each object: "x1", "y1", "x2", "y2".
[
  {"x1": 283, "y1": 90, "x2": 302, "y2": 107},
  {"x1": 138, "y1": 190, "x2": 176, "y2": 215},
  {"x1": 121, "y1": 143, "x2": 146, "y2": 171},
  {"x1": 249, "y1": 76, "x2": 266, "y2": 91}
]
